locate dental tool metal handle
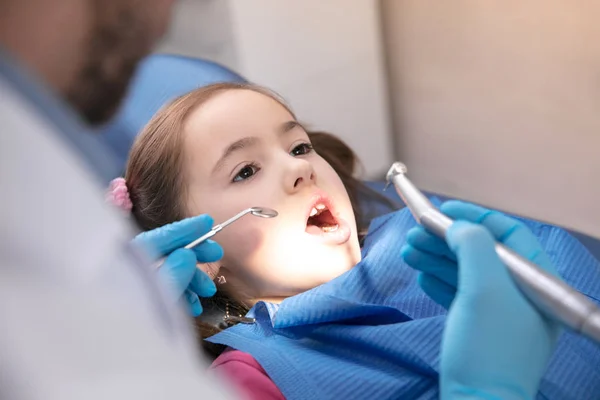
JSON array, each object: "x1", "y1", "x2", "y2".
[
  {"x1": 183, "y1": 209, "x2": 247, "y2": 250},
  {"x1": 155, "y1": 207, "x2": 278, "y2": 269},
  {"x1": 183, "y1": 228, "x2": 220, "y2": 250},
  {"x1": 184, "y1": 207, "x2": 278, "y2": 250},
  {"x1": 184, "y1": 213, "x2": 243, "y2": 250},
  {"x1": 388, "y1": 165, "x2": 600, "y2": 344}
]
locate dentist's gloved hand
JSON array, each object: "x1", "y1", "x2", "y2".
[
  {"x1": 133, "y1": 215, "x2": 223, "y2": 317},
  {"x1": 401, "y1": 201, "x2": 561, "y2": 400}
]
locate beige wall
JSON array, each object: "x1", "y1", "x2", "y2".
[
  {"x1": 158, "y1": 0, "x2": 237, "y2": 68},
  {"x1": 382, "y1": 0, "x2": 600, "y2": 238}
]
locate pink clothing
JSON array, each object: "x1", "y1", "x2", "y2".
[{"x1": 210, "y1": 348, "x2": 285, "y2": 400}]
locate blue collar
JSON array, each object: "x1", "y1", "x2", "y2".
[{"x1": 0, "y1": 48, "x2": 120, "y2": 184}]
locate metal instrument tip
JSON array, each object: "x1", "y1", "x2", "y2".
[{"x1": 385, "y1": 162, "x2": 408, "y2": 184}]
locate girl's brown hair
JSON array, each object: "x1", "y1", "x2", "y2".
[{"x1": 125, "y1": 82, "x2": 398, "y2": 357}]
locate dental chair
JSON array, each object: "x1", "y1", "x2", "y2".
[{"x1": 100, "y1": 53, "x2": 600, "y2": 260}]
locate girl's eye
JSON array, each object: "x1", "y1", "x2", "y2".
[
  {"x1": 290, "y1": 142, "x2": 314, "y2": 156},
  {"x1": 232, "y1": 163, "x2": 259, "y2": 183}
]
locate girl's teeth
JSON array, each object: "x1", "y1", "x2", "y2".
[
  {"x1": 309, "y1": 203, "x2": 328, "y2": 217},
  {"x1": 321, "y1": 224, "x2": 339, "y2": 233}
]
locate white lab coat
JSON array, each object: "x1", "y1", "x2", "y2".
[{"x1": 0, "y1": 68, "x2": 236, "y2": 398}]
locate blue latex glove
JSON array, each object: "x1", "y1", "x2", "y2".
[
  {"x1": 133, "y1": 215, "x2": 223, "y2": 317},
  {"x1": 401, "y1": 201, "x2": 561, "y2": 400}
]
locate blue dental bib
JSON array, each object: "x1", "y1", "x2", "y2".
[{"x1": 209, "y1": 204, "x2": 600, "y2": 400}]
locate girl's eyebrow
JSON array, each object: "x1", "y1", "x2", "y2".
[
  {"x1": 280, "y1": 120, "x2": 305, "y2": 134},
  {"x1": 212, "y1": 120, "x2": 305, "y2": 174},
  {"x1": 212, "y1": 136, "x2": 260, "y2": 174}
]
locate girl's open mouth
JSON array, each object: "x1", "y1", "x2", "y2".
[
  {"x1": 306, "y1": 203, "x2": 339, "y2": 234},
  {"x1": 304, "y1": 194, "x2": 351, "y2": 245}
]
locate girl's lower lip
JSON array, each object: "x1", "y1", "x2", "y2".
[{"x1": 305, "y1": 216, "x2": 352, "y2": 245}]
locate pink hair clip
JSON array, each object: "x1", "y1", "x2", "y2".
[{"x1": 106, "y1": 177, "x2": 133, "y2": 212}]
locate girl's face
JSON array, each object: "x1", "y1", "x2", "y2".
[{"x1": 182, "y1": 89, "x2": 362, "y2": 302}]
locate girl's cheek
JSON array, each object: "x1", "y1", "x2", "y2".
[{"x1": 219, "y1": 223, "x2": 266, "y2": 265}]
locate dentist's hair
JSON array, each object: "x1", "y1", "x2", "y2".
[{"x1": 124, "y1": 82, "x2": 398, "y2": 357}]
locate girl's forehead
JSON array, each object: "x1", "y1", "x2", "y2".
[{"x1": 183, "y1": 89, "x2": 295, "y2": 146}]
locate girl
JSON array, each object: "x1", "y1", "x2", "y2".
[{"x1": 112, "y1": 83, "x2": 599, "y2": 399}]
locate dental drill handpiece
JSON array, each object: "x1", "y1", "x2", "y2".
[{"x1": 386, "y1": 162, "x2": 600, "y2": 344}]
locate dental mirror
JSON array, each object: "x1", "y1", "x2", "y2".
[{"x1": 250, "y1": 207, "x2": 279, "y2": 218}]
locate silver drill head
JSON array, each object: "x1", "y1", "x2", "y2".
[{"x1": 386, "y1": 162, "x2": 408, "y2": 183}]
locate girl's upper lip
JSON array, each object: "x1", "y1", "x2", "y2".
[{"x1": 305, "y1": 190, "x2": 339, "y2": 223}]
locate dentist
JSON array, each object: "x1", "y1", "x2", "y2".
[{"x1": 0, "y1": 1, "x2": 231, "y2": 399}]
